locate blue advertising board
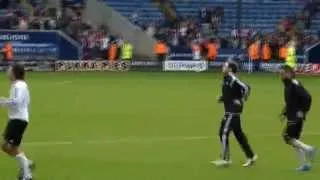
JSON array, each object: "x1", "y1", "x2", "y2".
[{"x1": 0, "y1": 30, "x2": 81, "y2": 60}]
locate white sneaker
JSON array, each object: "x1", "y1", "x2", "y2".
[
  {"x1": 211, "y1": 159, "x2": 232, "y2": 167},
  {"x1": 242, "y1": 154, "x2": 258, "y2": 167}
]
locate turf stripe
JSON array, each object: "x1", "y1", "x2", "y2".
[{"x1": 23, "y1": 132, "x2": 320, "y2": 147}]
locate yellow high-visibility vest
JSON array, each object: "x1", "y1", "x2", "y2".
[
  {"x1": 285, "y1": 47, "x2": 297, "y2": 68},
  {"x1": 121, "y1": 43, "x2": 133, "y2": 60}
]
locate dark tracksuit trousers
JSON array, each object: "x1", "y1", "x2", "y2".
[{"x1": 219, "y1": 113, "x2": 254, "y2": 161}]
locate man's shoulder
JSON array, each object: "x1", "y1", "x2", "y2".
[
  {"x1": 13, "y1": 81, "x2": 28, "y2": 89},
  {"x1": 290, "y1": 79, "x2": 304, "y2": 89},
  {"x1": 291, "y1": 79, "x2": 300, "y2": 85}
]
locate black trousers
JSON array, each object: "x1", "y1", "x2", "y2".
[
  {"x1": 282, "y1": 116, "x2": 304, "y2": 144},
  {"x1": 219, "y1": 113, "x2": 254, "y2": 161}
]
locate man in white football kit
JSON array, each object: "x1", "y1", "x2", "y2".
[{"x1": 0, "y1": 64, "x2": 34, "y2": 180}]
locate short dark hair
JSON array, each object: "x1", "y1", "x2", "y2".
[
  {"x1": 227, "y1": 60, "x2": 238, "y2": 73},
  {"x1": 281, "y1": 64, "x2": 294, "y2": 73},
  {"x1": 12, "y1": 64, "x2": 25, "y2": 80},
  {"x1": 281, "y1": 65, "x2": 295, "y2": 77}
]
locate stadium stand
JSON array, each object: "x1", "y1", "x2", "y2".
[
  {"x1": 0, "y1": 0, "x2": 318, "y2": 60},
  {"x1": 103, "y1": 0, "x2": 319, "y2": 36}
]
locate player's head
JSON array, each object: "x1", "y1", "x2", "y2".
[
  {"x1": 280, "y1": 65, "x2": 295, "y2": 80},
  {"x1": 7, "y1": 64, "x2": 25, "y2": 81},
  {"x1": 222, "y1": 60, "x2": 238, "y2": 74}
]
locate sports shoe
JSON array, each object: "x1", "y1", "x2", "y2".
[
  {"x1": 21, "y1": 178, "x2": 32, "y2": 180},
  {"x1": 18, "y1": 175, "x2": 32, "y2": 180},
  {"x1": 18, "y1": 160, "x2": 35, "y2": 180},
  {"x1": 242, "y1": 154, "x2": 258, "y2": 167},
  {"x1": 211, "y1": 159, "x2": 232, "y2": 167},
  {"x1": 307, "y1": 147, "x2": 317, "y2": 163},
  {"x1": 296, "y1": 164, "x2": 311, "y2": 172}
]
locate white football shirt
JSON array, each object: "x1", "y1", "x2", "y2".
[{"x1": 0, "y1": 80, "x2": 30, "y2": 122}]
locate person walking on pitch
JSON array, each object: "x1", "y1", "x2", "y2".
[
  {"x1": 280, "y1": 65, "x2": 317, "y2": 171},
  {"x1": 0, "y1": 64, "x2": 34, "y2": 180},
  {"x1": 212, "y1": 60, "x2": 257, "y2": 167}
]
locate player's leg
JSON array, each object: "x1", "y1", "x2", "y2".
[
  {"x1": 2, "y1": 120, "x2": 33, "y2": 179},
  {"x1": 289, "y1": 120, "x2": 317, "y2": 162},
  {"x1": 282, "y1": 121, "x2": 313, "y2": 171},
  {"x1": 232, "y1": 115, "x2": 256, "y2": 167},
  {"x1": 220, "y1": 114, "x2": 233, "y2": 161},
  {"x1": 212, "y1": 114, "x2": 233, "y2": 166}
]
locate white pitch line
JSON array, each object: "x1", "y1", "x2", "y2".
[
  {"x1": 24, "y1": 136, "x2": 212, "y2": 147},
  {"x1": 23, "y1": 132, "x2": 320, "y2": 147},
  {"x1": 54, "y1": 80, "x2": 73, "y2": 85}
]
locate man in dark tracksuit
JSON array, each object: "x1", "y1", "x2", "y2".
[
  {"x1": 280, "y1": 65, "x2": 316, "y2": 171},
  {"x1": 212, "y1": 60, "x2": 257, "y2": 167}
]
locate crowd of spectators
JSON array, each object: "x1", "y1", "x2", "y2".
[
  {"x1": 0, "y1": 0, "x2": 127, "y2": 60},
  {"x1": 59, "y1": 0, "x2": 128, "y2": 60},
  {"x1": 163, "y1": 3, "x2": 317, "y2": 54},
  {"x1": 0, "y1": 0, "x2": 59, "y2": 30},
  {"x1": 0, "y1": 0, "x2": 319, "y2": 61}
]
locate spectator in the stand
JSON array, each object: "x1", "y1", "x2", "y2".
[
  {"x1": 116, "y1": 35, "x2": 124, "y2": 60},
  {"x1": 121, "y1": 40, "x2": 133, "y2": 61},
  {"x1": 100, "y1": 31, "x2": 110, "y2": 59},
  {"x1": 179, "y1": 21, "x2": 188, "y2": 45},
  {"x1": 262, "y1": 40, "x2": 271, "y2": 62},
  {"x1": 231, "y1": 25, "x2": 239, "y2": 48},
  {"x1": 171, "y1": 30, "x2": 179, "y2": 46},
  {"x1": 1, "y1": 41, "x2": 13, "y2": 63},
  {"x1": 191, "y1": 40, "x2": 201, "y2": 60},
  {"x1": 240, "y1": 25, "x2": 250, "y2": 49},
  {"x1": 279, "y1": 38, "x2": 288, "y2": 61},
  {"x1": 108, "y1": 41, "x2": 118, "y2": 61},
  {"x1": 248, "y1": 39, "x2": 260, "y2": 71},
  {"x1": 285, "y1": 38, "x2": 297, "y2": 69},
  {"x1": 206, "y1": 38, "x2": 218, "y2": 61},
  {"x1": 146, "y1": 23, "x2": 155, "y2": 37},
  {"x1": 154, "y1": 40, "x2": 168, "y2": 62},
  {"x1": 18, "y1": 17, "x2": 28, "y2": 30},
  {"x1": 87, "y1": 29, "x2": 97, "y2": 59}
]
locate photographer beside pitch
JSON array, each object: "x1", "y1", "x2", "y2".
[
  {"x1": 0, "y1": 64, "x2": 34, "y2": 180},
  {"x1": 280, "y1": 65, "x2": 317, "y2": 171}
]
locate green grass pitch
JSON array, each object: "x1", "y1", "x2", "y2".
[{"x1": 0, "y1": 72, "x2": 319, "y2": 180}]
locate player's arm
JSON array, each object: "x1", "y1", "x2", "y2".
[
  {"x1": 0, "y1": 87, "x2": 23, "y2": 107},
  {"x1": 279, "y1": 106, "x2": 286, "y2": 122},
  {"x1": 233, "y1": 79, "x2": 250, "y2": 104},
  {"x1": 295, "y1": 85, "x2": 311, "y2": 120},
  {"x1": 296, "y1": 86, "x2": 311, "y2": 112}
]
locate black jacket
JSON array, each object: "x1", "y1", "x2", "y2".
[
  {"x1": 219, "y1": 73, "x2": 250, "y2": 114},
  {"x1": 283, "y1": 79, "x2": 312, "y2": 120}
]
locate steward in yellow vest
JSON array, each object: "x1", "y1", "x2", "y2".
[{"x1": 121, "y1": 41, "x2": 133, "y2": 61}]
